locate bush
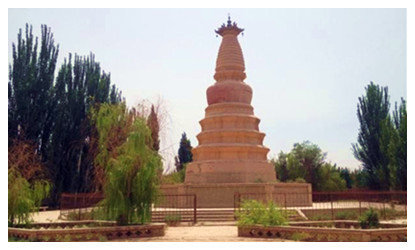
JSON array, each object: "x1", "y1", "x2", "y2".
[
  {"x1": 236, "y1": 200, "x2": 287, "y2": 227},
  {"x1": 161, "y1": 165, "x2": 187, "y2": 184},
  {"x1": 359, "y1": 208, "x2": 379, "y2": 229},
  {"x1": 294, "y1": 178, "x2": 306, "y2": 183},
  {"x1": 8, "y1": 168, "x2": 50, "y2": 226},
  {"x1": 291, "y1": 232, "x2": 311, "y2": 241},
  {"x1": 165, "y1": 214, "x2": 182, "y2": 224}
]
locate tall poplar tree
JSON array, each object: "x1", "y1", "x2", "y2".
[
  {"x1": 176, "y1": 132, "x2": 193, "y2": 172},
  {"x1": 9, "y1": 24, "x2": 123, "y2": 206},
  {"x1": 49, "y1": 53, "x2": 122, "y2": 204},
  {"x1": 8, "y1": 24, "x2": 58, "y2": 157},
  {"x1": 352, "y1": 82, "x2": 391, "y2": 190},
  {"x1": 147, "y1": 105, "x2": 160, "y2": 152}
]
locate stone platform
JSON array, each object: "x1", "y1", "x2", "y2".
[{"x1": 160, "y1": 183, "x2": 312, "y2": 208}]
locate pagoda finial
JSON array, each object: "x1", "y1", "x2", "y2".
[{"x1": 215, "y1": 16, "x2": 244, "y2": 37}]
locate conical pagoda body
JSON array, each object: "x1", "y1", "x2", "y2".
[{"x1": 185, "y1": 18, "x2": 277, "y2": 184}]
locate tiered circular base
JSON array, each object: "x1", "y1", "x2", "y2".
[
  {"x1": 185, "y1": 160, "x2": 276, "y2": 183},
  {"x1": 185, "y1": 101, "x2": 276, "y2": 184}
]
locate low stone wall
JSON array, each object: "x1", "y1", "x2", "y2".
[
  {"x1": 8, "y1": 221, "x2": 166, "y2": 241},
  {"x1": 160, "y1": 183, "x2": 312, "y2": 208},
  {"x1": 238, "y1": 221, "x2": 407, "y2": 242}
]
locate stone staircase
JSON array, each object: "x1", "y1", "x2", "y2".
[{"x1": 151, "y1": 208, "x2": 305, "y2": 223}]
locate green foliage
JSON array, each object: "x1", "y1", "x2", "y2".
[
  {"x1": 290, "y1": 232, "x2": 311, "y2": 241},
  {"x1": 8, "y1": 24, "x2": 123, "y2": 207},
  {"x1": 353, "y1": 82, "x2": 406, "y2": 190},
  {"x1": 8, "y1": 168, "x2": 50, "y2": 226},
  {"x1": 272, "y1": 151, "x2": 289, "y2": 181},
  {"x1": 339, "y1": 168, "x2": 353, "y2": 189},
  {"x1": 8, "y1": 24, "x2": 58, "y2": 150},
  {"x1": 272, "y1": 141, "x2": 347, "y2": 191},
  {"x1": 381, "y1": 208, "x2": 406, "y2": 219},
  {"x1": 161, "y1": 164, "x2": 187, "y2": 184},
  {"x1": 147, "y1": 105, "x2": 160, "y2": 152},
  {"x1": 98, "y1": 235, "x2": 108, "y2": 242},
  {"x1": 294, "y1": 177, "x2": 306, "y2": 183},
  {"x1": 8, "y1": 236, "x2": 36, "y2": 242},
  {"x1": 50, "y1": 53, "x2": 122, "y2": 200},
  {"x1": 94, "y1": 104, "x2": 162, "y2": 225},
  {"x1": 316, "y1": 163, "x2": 346, "y2": 191},
  {"x1": 308, "y1": 213, "x2": 331, "y2": 221},
  {"x1": 335, "y1": 210, "x2": 359, "y2": 220},
  {"x1": 391, "y1": 99, "x2": 407, "y2": 190},
  {"x1": 165, "y1": 214, "x2": 182, "y2": 222},
  {"x1": 176, "y1": 132, "x2": 193, "y2": 172},
  {"x1": 359, "y1": 208, "x2": 379, "y2": 229},
  {"x1": 236, "y1": 200, "x2": 287, "y2": 227}
]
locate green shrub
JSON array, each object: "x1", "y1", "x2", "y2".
[
  {"x1": 161, "y1": 166, "x2": 186, "y2": 184},
  {"x1": 165, "y1": 214, "x2": 182, "y2": 222},
  {"x1": 291, "y1": 232, "x2": 311, "y2": 241},
  {"x1": 359, "y1": 208, "x2": 379, "y2": 229},
  {"x1": 236, "y1": 200, "x2": 287, "y2": 227},
  {"x1": 294, "y1": 178, "x2": 306, "y2": 183}
]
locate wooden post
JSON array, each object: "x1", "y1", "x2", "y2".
[
  {"x1": 284, "y1": 193, "x2": 287, "y2": 218},
  {"x1": 383, "y1": 194, "x2": 387, "y2": 219},
  {"x1": 330, "y1": 193, "x2": 334, "y2": 220},
  {"x1": 193, "y1": 194, "x2": 197, "y2": 224}
]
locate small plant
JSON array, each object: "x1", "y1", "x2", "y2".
[
  {"x1": 308, "y1": 213, "x2": 331, "y2": 221},
  {"x1": 165, "y1": 214, "x2": 182, "y2": 225},
  {"x1": 359, "y1": 208, "x2": 379, "y2": 229},
  {"x1": 98, "y1": 234, "x2": 108, "y2": 242},
  {"x1": 382, "y1": 208, "x2": 405, "y2": 219},
  {"x1": 85, "y1": 233, "x2": 93, "y2": 240},
  {"x1": 8, "y1": 236, "x2": 35, "y2": 242},
  {"x1": 291, "y1": 232, "x2": 310, "y2": 241},
  {"x1": 294, "y1": 178, "x2": 306, "y2": 183},
  {"x1": 236, "y1": 200, "x2": 287, "y2": 227},
  {"x1": 62, "y1": 234, "x2": 72, "y2": 242}
]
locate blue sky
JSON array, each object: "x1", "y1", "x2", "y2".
[{"x1": 8, "y1": 8, "x2": 407, "y2": 172}]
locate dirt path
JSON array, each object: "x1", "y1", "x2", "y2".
[{"x1": 30, "y1": 210, "x2": 406, "y2": 242}]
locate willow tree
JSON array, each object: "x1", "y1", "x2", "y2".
[
  {"x1": 8, "y1": 139, "x2": 50, "y2": 226},
  {"x1": 93, "y1": 103, "x2": 162, "y2": 225}
]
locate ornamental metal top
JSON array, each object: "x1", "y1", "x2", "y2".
[{"x1": 215, "y1": 16, "x2": 244, "y2": 36}]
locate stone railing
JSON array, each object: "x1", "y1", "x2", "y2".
[
  {"x1": 9, "y1": 221, "x2": 165, "y2": 241},
  {"x1": 238, "y1": 221, "x2": 406, "y2": 242}
]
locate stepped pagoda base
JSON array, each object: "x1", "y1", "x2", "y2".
[
  {"x1": 185, "y1": 160, "x2": 276, "y2": 183},
  {"x1": 160, "y1": 182, "x2": 312, "y2": 208}
]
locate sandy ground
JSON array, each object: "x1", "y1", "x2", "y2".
[
  {"x1": 30, "y1": 210, "x2": 406, "y2": 242},
  {"x1": 113, "y1": 225, "x2": 293, "y2": 242},
  {"x1": 30, "y1": 210, "x2": 292, "y2": 242}
]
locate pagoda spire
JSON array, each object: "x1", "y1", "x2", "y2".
[
  {"x1": 185, "y1": 18, "x2": 276, "y2": 184},
  {"x1": 214, "y1": 17, "x2": 246, "y2": 81}
]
